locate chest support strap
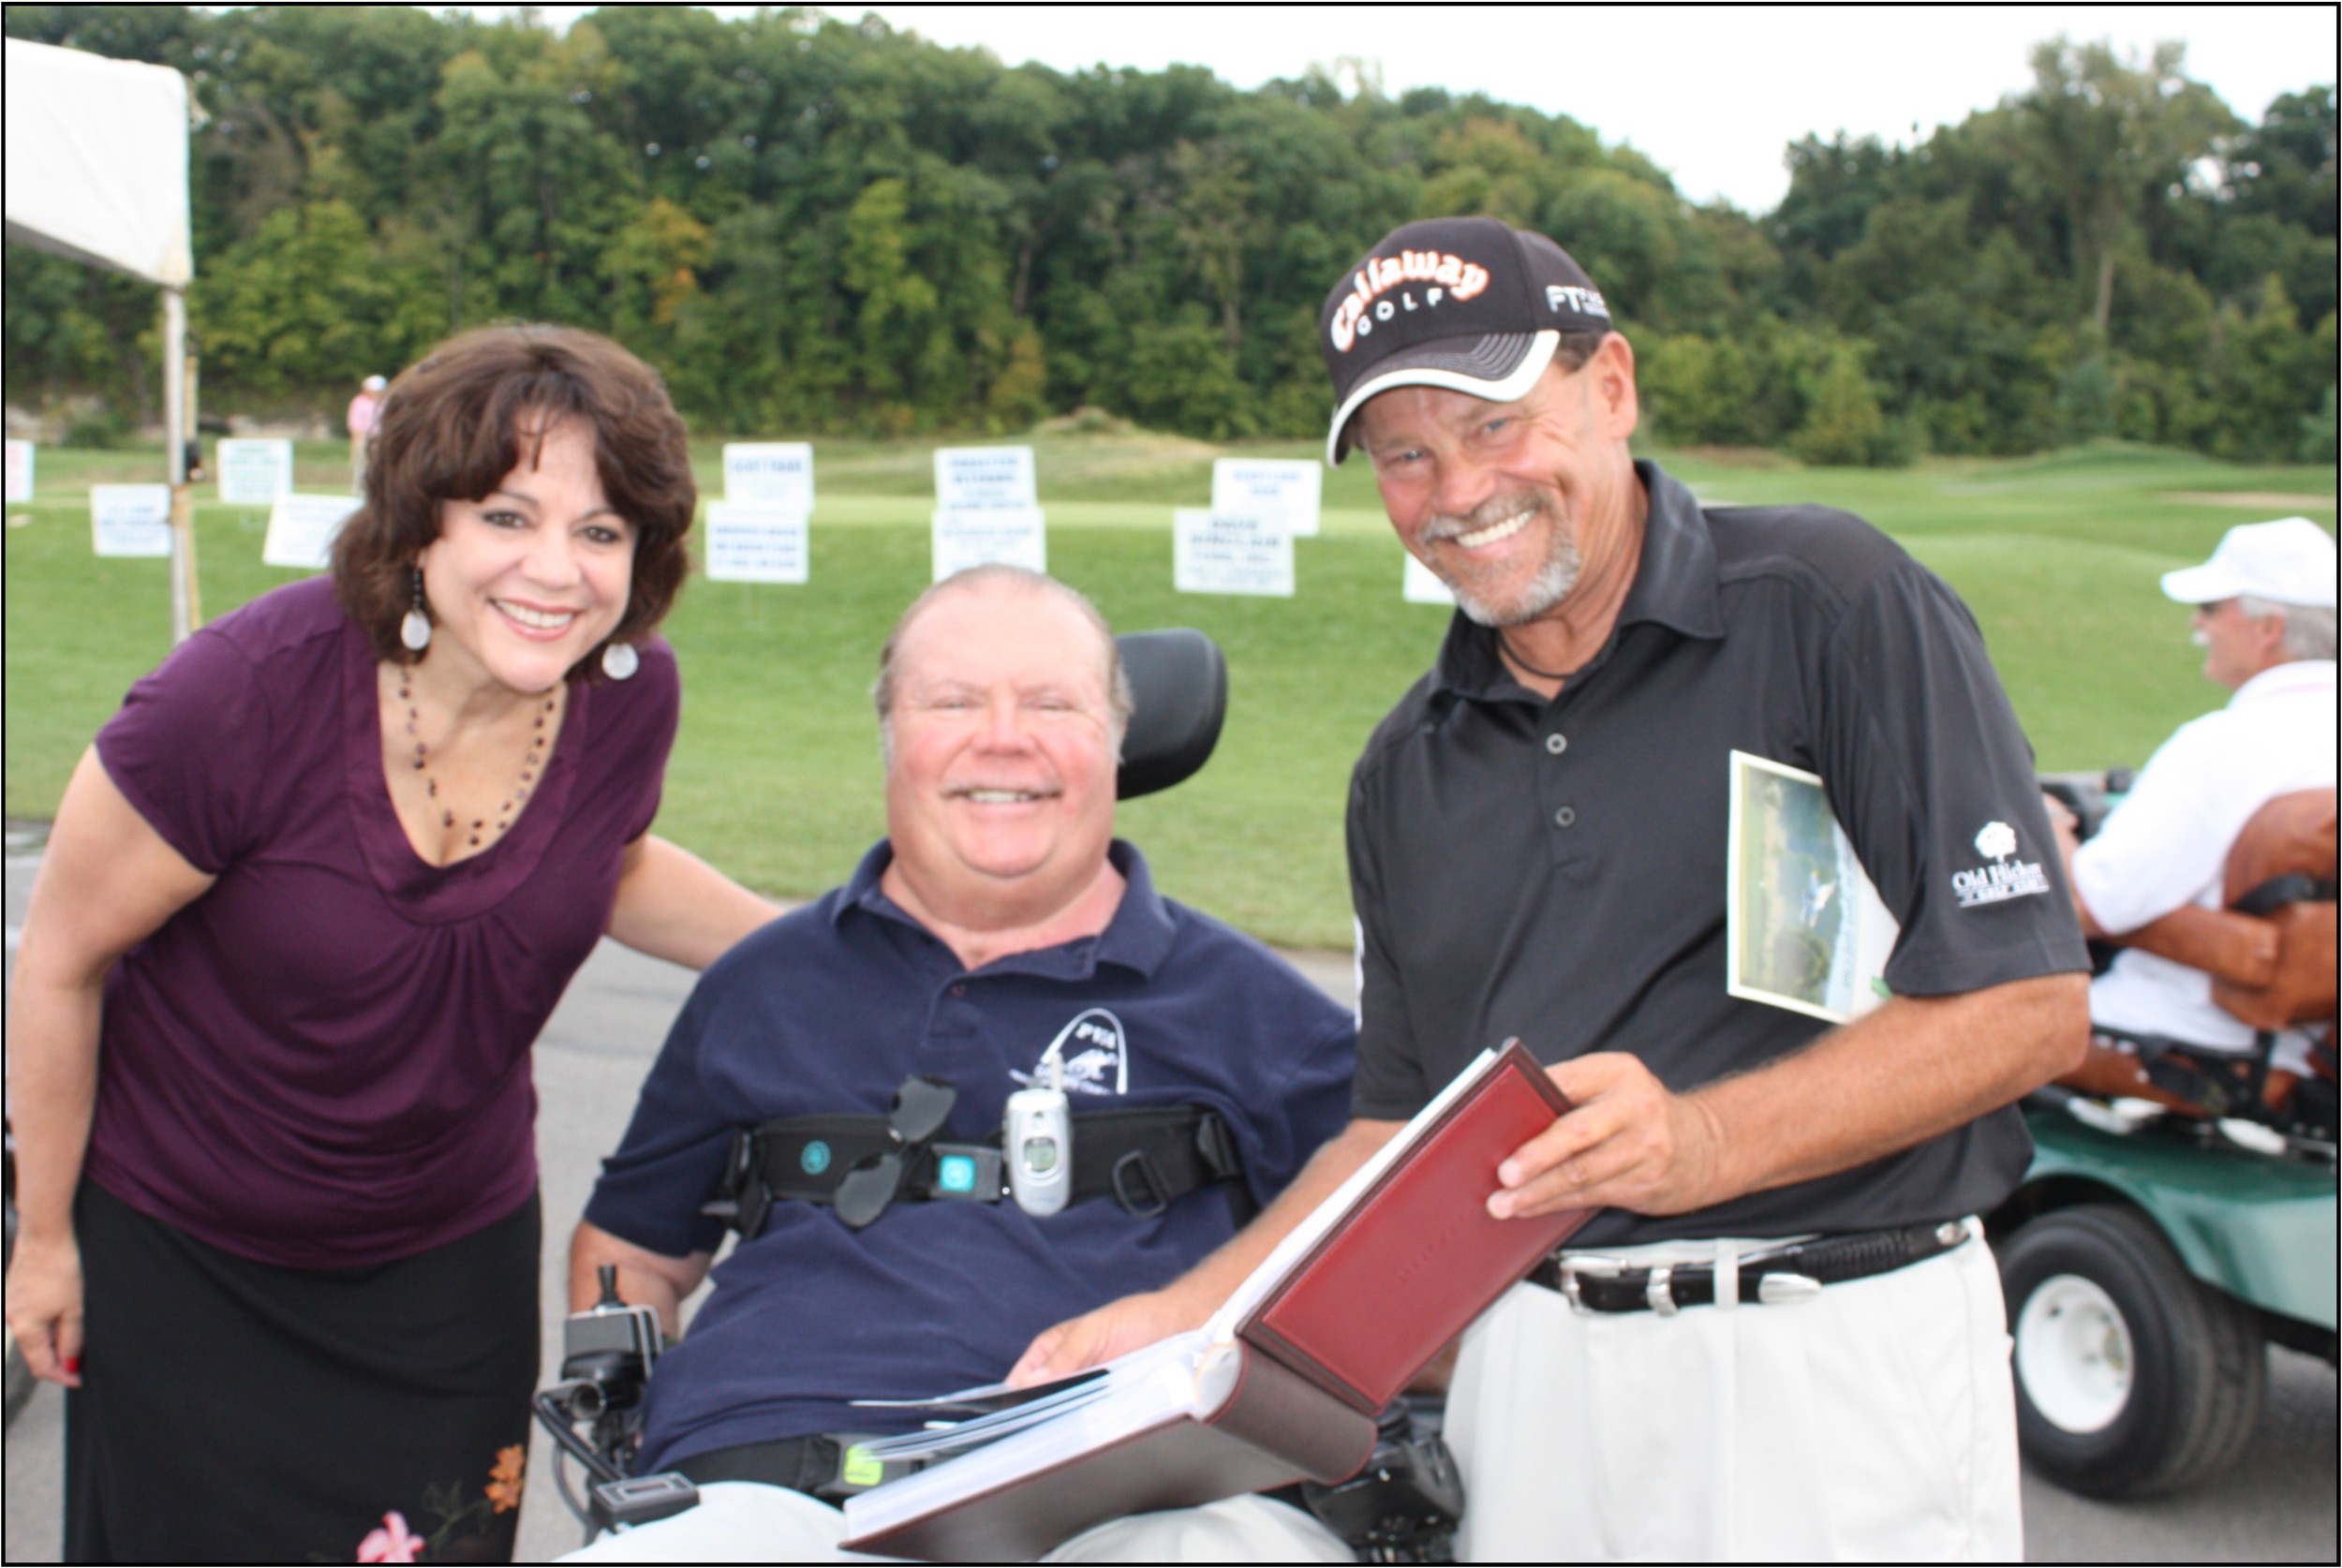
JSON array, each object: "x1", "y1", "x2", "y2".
[{"x1": 704, "y1": 1102, "x2": 1252, "y2": 1237}]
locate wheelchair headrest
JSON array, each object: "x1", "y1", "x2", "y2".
[{"x1": 1115, "y1": 629, "x2": 1227, "y2": 800}]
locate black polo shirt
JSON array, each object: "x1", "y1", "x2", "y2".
[{"x1": 1348, "y1": 461, "x2": 2087, "y2": 1247}]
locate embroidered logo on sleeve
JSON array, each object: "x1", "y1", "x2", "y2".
[{"x1": 1951, "y1": 820, "x2": 2051, "y2": 908}]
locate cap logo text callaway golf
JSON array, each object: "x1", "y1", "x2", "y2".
[{"x1": 1328, "y1": 250, "x2": 1491, "y2": 352}]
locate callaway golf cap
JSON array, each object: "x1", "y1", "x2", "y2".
[
  {"x1": 2159, "y1": 517, "x2": 2337, "y2": 608},
  {"x1": 1320, "y1": 216, "x2": 1614, "y2": 466}
]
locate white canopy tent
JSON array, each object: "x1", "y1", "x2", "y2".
[{"x1": 5, "y1": 35, "x2": 201, "y2": 639}]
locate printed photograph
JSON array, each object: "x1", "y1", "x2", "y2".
[{"x1": 1727, "y1": 751, "x2": 1899, "y2": 1023}]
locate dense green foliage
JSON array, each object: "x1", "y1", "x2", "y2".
[
  {"x1": 7, "y1": 435, "x2": 2331, "y2": 945},
  {"x1": 4, "y1": 8, "x2": 2334, "y2": 465}
]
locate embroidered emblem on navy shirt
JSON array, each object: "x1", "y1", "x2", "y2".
[{"x1": 1013, "y1": 1006, "x2": 1129, "y2": 1096}]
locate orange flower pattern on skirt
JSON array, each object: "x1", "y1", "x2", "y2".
[{"x1": 486, "y1": 1445, "x2": 526, "y2": 1515}]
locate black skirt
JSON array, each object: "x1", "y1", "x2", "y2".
[{"x1": 66, "y1": 1182, "x2": 541, "y2": 1564}]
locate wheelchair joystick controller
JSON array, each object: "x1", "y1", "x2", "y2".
[
  {"x1": 560, "y1": 1265, "x2": 662, "y2": 1422},
  {"x1": 535, "y1": 1266, "x2": 700, "y2": 1535}
]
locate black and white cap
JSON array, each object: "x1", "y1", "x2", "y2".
[{"x1": 1320, "y1": 217, "x2": 1613, "y2": 465}]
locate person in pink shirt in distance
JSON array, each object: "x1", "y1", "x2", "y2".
[{"x1": 348, "y1": 372, "x2": 388, "y2": 492}]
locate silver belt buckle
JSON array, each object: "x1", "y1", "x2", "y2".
[
  {"x1": 1646, "y1": 1263, "x2": 1679, "y2": 1317},
  {"x1": 1554, "y1": 1253, "x2": 1625, "y2": 1317}
]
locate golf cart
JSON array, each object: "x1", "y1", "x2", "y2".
[{"x1": 1986, "y1": 775, "x2": 2336, "y2": 1498}]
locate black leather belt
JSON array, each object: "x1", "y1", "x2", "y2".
[{"x1": 1526, "y1": 1220, "x2": 1971, "y2": 1315}]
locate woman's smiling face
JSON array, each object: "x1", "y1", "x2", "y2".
[{"x1": 414, "y1": 419, "x2": 635, "y2": 694}]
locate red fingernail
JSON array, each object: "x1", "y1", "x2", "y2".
[{"x1": 65, "y1": 1356, "x2": 82, "y2": 1376}]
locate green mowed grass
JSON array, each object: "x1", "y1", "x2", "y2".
[{"x1": 6, "y1": 436, "x2": 2333, "y2": 947}]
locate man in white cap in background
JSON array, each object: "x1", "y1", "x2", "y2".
[
  {"x1": 348, "y1": 372, "x2": 387, "y2": 492},
  {"x1": 2062, "y1": 516, "x2": 2338, "y2": 1094}
]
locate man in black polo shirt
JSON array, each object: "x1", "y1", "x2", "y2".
[{"x1": 1014, "y1": 220, "x2": 2089, "y2": 1560}]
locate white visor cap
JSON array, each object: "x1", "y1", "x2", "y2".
[{"x1": 2159, "y1": 516, "x2": 2338, "y2": 608}]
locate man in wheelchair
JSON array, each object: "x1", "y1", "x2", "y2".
[
  {"x1": 2050, "y1": 518, "x2": 2337, "y2": 1138},
  {"x1": 556, "y1": 566, "x2": 1362, "y2": 1561}
]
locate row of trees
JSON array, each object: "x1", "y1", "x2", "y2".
[
  {"x1": 4, "y1": 7, "x2": 2334, "y2": 463},
  {"x1": 1652, "y1": 43, "x2": 2336, "y2": 464}
]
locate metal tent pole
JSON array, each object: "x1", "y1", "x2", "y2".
[{"x1": 163, "y1": 285, "x2": 200, "y2": 642}]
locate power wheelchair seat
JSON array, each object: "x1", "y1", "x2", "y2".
[
  {"x1": 539, "y1": 624, "x2": 1462, "y2": 1558},
  {"x1": 536, "y1": 628, "x2": 1236, "y2": 1528}
]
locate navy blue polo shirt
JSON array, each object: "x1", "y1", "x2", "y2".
[
  {"x1": 1348, "y1": 462, "x2": 2088, "y2": 1248},
  {"x1": 585, "y1": 839, "x2": 1356, "y2": 1472}
]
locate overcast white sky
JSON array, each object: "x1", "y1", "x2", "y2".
[{"x1": 500, "y1": 5, "x2": 2337, "y2": 214}]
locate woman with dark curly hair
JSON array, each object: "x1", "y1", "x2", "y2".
[{"x1": 4, "y1": 325, "x2": 777, "y2": 1563}]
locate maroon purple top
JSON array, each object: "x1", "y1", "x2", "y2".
[{"x1": 87, "y1": 575, "x2": 677, "y2": 1268}]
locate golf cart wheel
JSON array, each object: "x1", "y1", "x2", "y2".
[{"x1": 1998, "y1": 1204, "x2": 2264, "y2": 1496}]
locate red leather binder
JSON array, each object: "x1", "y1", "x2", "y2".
[
  {"x1": 843, "y1": 1042, "x2": 1592, "y2": 1561},
  {"x1": 1238, "y1": 1039, "x2": 1590, "y2": 1413}
]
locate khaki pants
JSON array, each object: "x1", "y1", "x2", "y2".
[{"x1": 1447, "y1": 1227, "x2": 2023, "y2": 1562}]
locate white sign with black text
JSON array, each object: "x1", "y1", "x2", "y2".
[
  {"x1": 1210, "y1": 459, "x2": 1321, "y2": 537},
  {"x1": 264, "y1": 493, "x2": 362, "y2": 570},
  {"x1": 1402, "y1": 552, "x2": 1455, "y2": 605},
  {"x1": 722, "y1": 443, "x2": 815, "y2": 512},
  {"x1": 90, "y1": 484, "x2": 173, "y2": 558},
  {"x1": 932, "y1": 506, "x2": 1046, "y2": 581},
  {"x1": 934, "y1": 446, "x2": 1037, "y2": 510},
  {"x1": 5, "y1": 440, "x2": 32, "y2": 503},
  {"x1": 216, "y1": 437, "x2": 296, "y2": 505},
  {"x1": 1174, "y1": 509, "x2": 1294, "y2": 598},
  {"x1": 705, "y1": 501, "x2": 810, "y2": 584}
]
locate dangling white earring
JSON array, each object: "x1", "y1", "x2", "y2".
[
  {"x1": 600, "y1": 641, "x2": 639, "y2": 680},
  {"x1": 400, "y1": 568, "x2": 432, "y2": 652}
]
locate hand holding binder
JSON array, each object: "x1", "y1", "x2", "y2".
[
  {"x1": 1486, "y1": 1048, "x2": 1730, "y2": 1220},
  {"x1": 842, "y1": 1040, "x2": 1593, "y2": 1561}
]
